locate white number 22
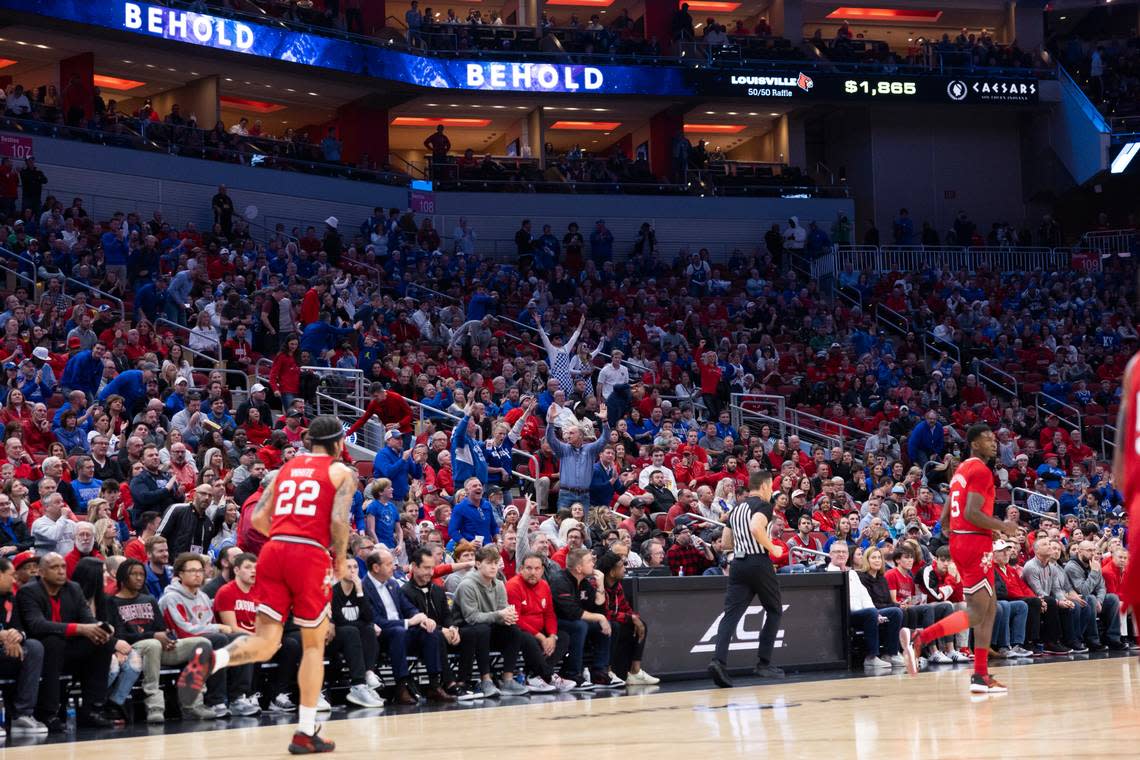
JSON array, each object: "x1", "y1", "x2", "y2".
[{"x1": 274, "y1": 479, "x2": 320, "y2": 517}]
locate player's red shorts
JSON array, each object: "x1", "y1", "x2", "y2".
[
  {"x1": 949, "y1": 532, "x2": 995, "y2": 596},
  {"x1": 253, "y1": 537, "x2": 333, "y2": 628}
]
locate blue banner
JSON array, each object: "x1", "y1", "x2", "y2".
[{"x1": 0, "y1": 0, "x2": 1041, "y2": 103}]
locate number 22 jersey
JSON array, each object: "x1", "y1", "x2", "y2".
[{"x1": 270, "y1": 454, "x2": 336, "y2": 548}]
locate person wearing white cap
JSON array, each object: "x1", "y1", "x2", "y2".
[{"x1": 236, "y1": 383, "x2": 273, "y2": 428}]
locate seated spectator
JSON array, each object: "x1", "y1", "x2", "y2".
[
  {"x1": 64, "y1": 521, "x2": 104, "y2": 577},
  {"x1": 829, "y1": 543, "x2": 903, "y2": 672},
  {"x1": 453, "y1": 545, "x2": 535, "y2": 697},
  {"x1": 362, "y1": 548, "x2": 454, "y2": 704},
  {"x1": 597, "y1": 551, "x2": 658, "y2": 684},
  {"x1": 0, "y1": 492, "x2": 33, "y2": 554},
  {"x1": 31, "y1": 493, "x2": 76, "y2": 557},
  {"x1": 18, "y1": 552, "x2": 115, "y2": 730},
  {"x1": 1022, "y1": 538, "x2": 1081, "y2": 654},
  {"x1": 665, "y1": 523, "x2": 714, "y2": 576},
  {"x1": 159, "y1": 552, "x2": 257, "y2": 717},
  {"x1": 0, "y1": 555, "x2": 48, "y2": 734},
  {"x1": 330, "y1": 558, "x2": 386, "y2": 707},
  {"x1": 1064, "y1": 540, "x2": 1125, "y2": 650}
]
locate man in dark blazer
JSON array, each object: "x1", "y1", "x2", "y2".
[{"x1": 362, "y1": 548, "x2": 455, "y2": 705}]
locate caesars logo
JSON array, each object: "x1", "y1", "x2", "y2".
[
  {"x1": 690, "y1": 604, "x2": 791, "y2": 653},
  {"x1": 946, "y1": 80, "x2": 968, "y2": 101}
]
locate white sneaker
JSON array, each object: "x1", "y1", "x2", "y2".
[
  {"x1": 863, "y1": 656, "x2": 891, "y2": 672},
  {"x1": 316, "y1": 693, "x2": 332, "y2": 712},
  {"x1": 930, "y1": 650, "x2": 953, "y2": 665},
  {"x1": 549, "y1": 674, "x2": 576, "y2": 692},
  {"x1": 365, "y1": 670, "x2": 383, "y2": 690},
  {"x1": 887, "y1": 654, "x2": 906, "y2": 668},
  {"x1": 625, "y1": 669, "x2": 660, "y2": 685},
  {"x1": 1010, "y1": 645, "x2": 1035, "y2": 658},
  {"x1": 917, "y1": 656, "x2": 929, "y2": 671},
  {"x1": 9, "y1": 715, "x2": 48, "y2": 735},
  {"x1": 268, "y1": 693, "x2": 296, "y2": 712},
  {"x1": 527, "y1": 676, "x2": 557, "y2": 693},
  {"x1": 230, "y1": 695, "x2": 261, "y2": 717},
  {"x1": 346, "y1": 684, "x2": 385, "y2": 708},
  {"x1": 949, "y1": 649, "x2": 972, "y2": 663},
  {"x1": 212, "y1": 703, "x2": 230, "y2": 718}
]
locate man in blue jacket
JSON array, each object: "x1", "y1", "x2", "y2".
[
  {"x1": 98, "y1": 363, "x2": 157, "y2": 413},
  {"x1": 907, "y1": 409, "x2": 945, "y2": 467},
  {"x1": 448, "y1": 478, "x2": 499, "y2": 549},
  {"x1": 300, "y1": 313, "x2": 363, "y2": 358},
  {"x1": 362, "y1": 548, "x2": 453, "y2": 705},
  {"x1": 372, "y1": 430, "x2": 424, "y2": 503},
  {"x1": 60, "y1": 342, "x2": 107, "y2": 400},
  {"x1": 450, "y1": 409, "x2": 488, "y2": 486}
]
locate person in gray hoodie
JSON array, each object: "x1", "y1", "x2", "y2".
[
  {"x1": 1065, "y1": 540, "x2": 1124, "y2": 650},
  {"x1": 453, "y1": 545, "x2": 532, "y2": 698},
  {"x1": 158, "y1": 552, "x2": 259, "y2": 717}
]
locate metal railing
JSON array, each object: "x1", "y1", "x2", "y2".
[
  {"x1": 155, "y1": 318, "x2": 221, "y2": 368},
  {"x1": 406, "y1": 282, "x2": 460, "y2": 303},
  {"x1": 63, "y1": 277, "x2": 125, "y2": 322},
  {"x1": 304, "y1": 366, "x2": 366, "y2": 409},
  {"x1": 875, "y1": 304, "x2": 910, "y2": 337},
  {"x1": 974, "y1": 359, "x2": 1019, "y2": 399},
  {"x1": 405, "y1": 395, "x2": 472, "y2": 435},
  {"x1": 1077, "y1": 229, "x2": 1135, "y2": 258},
  {"x1": 835, "y1": 245, "x2": 1072, "y2": 276},
  {"x1": 1036, "y1": 392, "x2": 1083, "y2": 433},
  {"x1": 923, "y1": 330, "x2": 960, "y2": 366},
  {"x1": 1101, "y1": 424, "x2": 1118, "y2": 462},
  {"x1": 316, "y1": 392, "x2": 382, "y2": 456},
  {"x1": 1012, "y1": 486, "x2": 1061, "y2": 523},
  {"x1": 510, "y1": 449, "x2": 538, "y2": 486}
]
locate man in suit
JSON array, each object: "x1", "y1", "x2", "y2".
[{"x1": 363, "y1": 548, "x2": 455, "y2": 704}]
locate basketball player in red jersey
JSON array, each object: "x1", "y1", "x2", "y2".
[
  {"x1": 1114, "y1": 351, "x2": 1140, "y2": 616},
  {"x1": 901, "y1": 424, "x2": 1018, "y2": 693},
  {"x1": 177, "y1": 415, "x2": 355, "y2": 754}
]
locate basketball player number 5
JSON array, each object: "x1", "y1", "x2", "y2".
[
  {"x1": 275, "y1": 480, "x2": 320, "y2": 517},
  {"x1": 949, "y1": 491, "x2": 961, "y2": 519}
]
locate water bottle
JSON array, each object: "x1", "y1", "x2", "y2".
[
  {"x1": 0, "y1": 690, "x2": 7, "y2": 730},
  {"x1": 66, "y1": 697, "x2": 75, "y2": 724}
]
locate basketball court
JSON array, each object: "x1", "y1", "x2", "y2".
[{"x1": 6, "y1": 657, "x2": 1135, "y2": 759}]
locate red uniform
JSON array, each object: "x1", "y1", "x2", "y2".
[
  {"x1": 253, "y1": 454, "x2": 336, "y2": 628},
  {"x1": 948, "y1": 457, "x2": 996, "y2": 595},
  {"x1": 1119, "y1": 354, "x2": 1140, "y2": 609}
]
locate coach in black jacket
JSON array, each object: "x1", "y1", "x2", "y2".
[
  {"x1": 0, "y1": 555, "x2": 46, "y2": 732},
  {"x1": 17, "y1": 552, "x2": 115, "y2": 730}
]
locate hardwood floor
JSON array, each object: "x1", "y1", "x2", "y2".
[{"x1": 5, "y1": 657, "x2": 1136, "y2": 759}]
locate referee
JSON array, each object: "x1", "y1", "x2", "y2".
[{"x1": 708, "y1": 470, "x2": 785, "y2": 688}]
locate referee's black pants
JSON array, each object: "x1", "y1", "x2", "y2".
[{"x1": 713, "y1": 554, "x2": 782, "y2": 667}]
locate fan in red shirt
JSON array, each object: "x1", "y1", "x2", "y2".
[
  {"x1": 213, "y1": 554, "x2": 260, "y2": 635},
  {"x1": 505, "y1": 554, "x2": 569, "y2": 690},
  {"x1": 905, "y1": 424, "x2": 1018, "y2": 694},
  {"x1": 344, "y1": 383, "x2": 414, "y2": 438}
]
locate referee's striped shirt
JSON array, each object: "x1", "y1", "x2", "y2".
[{"x1": 728, "y1": 498, "x2": 767, "y2": 557}]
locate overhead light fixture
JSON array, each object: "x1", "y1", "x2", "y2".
[
  {"x1": 93, "y1": 74, "x2": 146, "y2": 91},
  {"x1": 220, "y1": 96, "x2": 286, "y2": 113},
  {"x1": 549, "y1": 120, "x2": 622, "y2": 130},
  {"x1": 684, "y1": 123, "x2": 746, "y2": 134},
  {"x1": 390, "y1": 117, "x2": 492, "y2": 127},
  {"x1": 33, "y1": 43, "x2": 49, "y2": 49},
  {"x1": 546, "y1": 0, "x2": 615, "y2": 6},
  {"x1": 826, "y1": 7, "x2": 943, "y2": 22},
  {"x1": 1111, "y1": 142, "x2": 1140, "y2": 174},
  {"x1": 684, "y1": 1, "x2": 741, "y2": 11}
]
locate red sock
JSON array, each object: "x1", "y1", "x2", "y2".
[
  {"x1": 914, "y1": 610, "x2": 969, "y2": 646},
  {"x1": 974, "y1": 647, "x2": 989, "y2": 676}
]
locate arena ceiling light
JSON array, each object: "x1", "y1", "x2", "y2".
[
  {"x1": 390, "y1": 117, "x2": 492, "y2": 127},
  {"x1": 546, "y1": 0, "x2": 616, "y2": 7},
  {"x1": 826, "y1": 7, "x2": 943, "y2": 22},
  {"x1": 1111, "y1": 142, "x2": 1140, "y2": 174},
  {"x1": 549, "y1": 120, "x2": 622, "y2": 130},
  {"x1": 685, "y1": 1, "x2": 741, "y2": 11},
  {"x1": 220, "y1": 96, "x2": 286, "y2": 113},
  {"x1": 684, "y1": 123, "x2": 746, "y2": 134},
  {"x1": 93, "y1": 74, "x2": 146, "y2": 91}
]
